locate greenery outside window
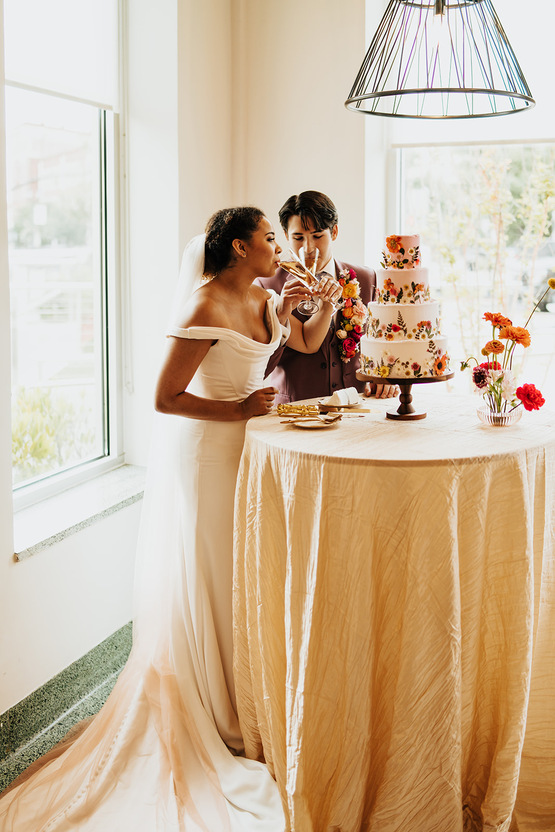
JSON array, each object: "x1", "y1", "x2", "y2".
[
  {"x1": 398, "y1": 143, "x2": 555, "y2": 398},
  {"x1": 6, "y1": 87, "x2": 116, "y2": 493}
]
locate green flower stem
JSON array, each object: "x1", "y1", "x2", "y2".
[{"x1": 523, "y1": 286, "x2": 550, "y2": 330}]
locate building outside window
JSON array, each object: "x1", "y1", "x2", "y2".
[
  {"x1": 4, "y1": 0, "x2": 119, "y2": 498},
  {"x1": 7, "y1": 89, "x2": 109, "y2": 487}
]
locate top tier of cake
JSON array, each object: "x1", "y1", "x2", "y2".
[{"x1": 382, "y1": 234, "x2": 420, "y2": 270}]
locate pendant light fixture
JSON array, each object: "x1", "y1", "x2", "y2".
[{"x1": 345, "y1": 0, "x2": 534, "y2": 119}]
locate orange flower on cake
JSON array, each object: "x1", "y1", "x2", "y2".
[
  {"x1": 386, "y1": 235, "x2": 401, "y2": 253},
  {"x1": 434, "y1": 354, "x2": 448, "y2": 375}
]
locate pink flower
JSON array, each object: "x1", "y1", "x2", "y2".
[{"x1": 342, "y1": 337, "x2": 357, "y2": 354}]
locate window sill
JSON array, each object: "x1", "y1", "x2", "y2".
[{"x1": 14, "y1": 465, "x2": 146, "y2": 562}]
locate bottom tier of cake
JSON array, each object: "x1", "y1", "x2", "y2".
[{"x1": 360, "y1": 336, "x2": 450, "y2": 379}]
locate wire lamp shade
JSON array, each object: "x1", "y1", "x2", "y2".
[{"x1": 345, "y1": 0, "x2": 535, "y2": 119}]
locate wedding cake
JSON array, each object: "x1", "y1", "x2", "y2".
[{"x1": 360, "y1": 234, "x2": 450, "y2": 379}]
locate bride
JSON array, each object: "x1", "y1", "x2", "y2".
[{"x1": 0, "y1": 207, "x2": 341, "y2": 831}]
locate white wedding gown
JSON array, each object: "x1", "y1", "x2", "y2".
[{"x1": 0, "y1": 295, "x2": 286, "y2": 832}]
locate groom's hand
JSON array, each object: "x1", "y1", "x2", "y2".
[{"x1": 364, "y1": 382, "x2": 399, "y2": 399}]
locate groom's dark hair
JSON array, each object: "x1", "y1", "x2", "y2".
[{"x1": 279, "y1": 191, "x2": 339, "y2": 235}]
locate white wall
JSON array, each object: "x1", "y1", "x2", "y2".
[
  {"x1": 0, "y1": 0, "x2": 18, "y2": 711},
  {"x1": 0, "y1": 0, "x2": 183, "y2": 713},
  {"x1": 0, "y1": 0, "x2": 370, "y2": 712},
  {"x1": 229, "y1": 0, "x2": 368, "y2": 260}
]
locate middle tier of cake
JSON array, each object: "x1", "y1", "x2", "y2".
[{"x1": 367, "y1": 300, "x2": 440, "y2": 341}]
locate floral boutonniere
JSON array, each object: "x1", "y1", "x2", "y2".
[{"x1": 335, "y1": 268, "x2": 368, "y2": 363}]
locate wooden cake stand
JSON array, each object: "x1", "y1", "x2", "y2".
[{"x1": 356, "y1": 371, "x2": 455, "y2": 420}]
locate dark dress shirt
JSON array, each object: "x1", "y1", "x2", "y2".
[{"x1": 256, "y1": 259, "x2": 376, "y2": 404}]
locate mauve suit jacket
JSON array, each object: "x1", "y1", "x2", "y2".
[{"x1": 255, "y1": 260, "x2": 376, "y2": 404}]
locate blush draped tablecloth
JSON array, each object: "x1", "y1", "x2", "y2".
[{"x1": 232, "y1": 391, "x2": 555, "y2": 832}]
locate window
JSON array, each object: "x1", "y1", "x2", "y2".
[
  {"x1": 398, "y1": 143, "x2": 555, "y2": 396},
  {"x1": 7, "y1": 89, "x2": 111, "y2": 488},
  {"x1": 4, "y1": 0, "x2": 119, "y2": 500}
]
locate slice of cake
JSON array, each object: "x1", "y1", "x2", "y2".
[{"x1": 360, "y1": 234, "x2": 450, "y2": 379}]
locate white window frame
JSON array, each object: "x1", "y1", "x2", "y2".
[{"x1": 8, "y1": 87, "x2": 124, "y2": 512}]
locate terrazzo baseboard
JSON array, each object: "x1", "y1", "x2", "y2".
[{"x1": 0, "y1": 622, "x2": 133, "y2": 793}]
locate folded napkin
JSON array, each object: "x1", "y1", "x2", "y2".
[{"x1": 321, "y1": 387, "x2": 359, "y2": 406}]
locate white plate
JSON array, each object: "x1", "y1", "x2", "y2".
[{"x1": 288, "y1": 419, "x2": 339, "y2": 430}]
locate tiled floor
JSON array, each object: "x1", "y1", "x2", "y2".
[{"x1": 0, "y1": 623, "x2": 132, "y2": 794}]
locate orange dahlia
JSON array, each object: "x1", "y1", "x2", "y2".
[
  {"x1": 498, "y1": 326, "x2": 531, "y2": 347},
  {"x1": 483, "y1": 312, "x2": 513, "y2": 328},
  {"x1": 482, "y1": 339, "x2": 505, "y2": 355},
  {"x1": 386, "y1": 235, "x2": 401, "y2": 253}
]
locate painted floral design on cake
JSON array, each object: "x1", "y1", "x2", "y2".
[
  {"x1": 368, "y1": 310, "x2": 440, "y2": 341},
  {"x1": 381, "y1": 235, "x2": 420, "y2": 270},
  {"x1": 360, "y1": 342, "x2": 449, "y2": 379},
  {"x1": 376, "y1": 278, "x2": 431, "y2": 304},
  {"x1": 361, "y1": 233, "x2": 450, "y2": 378}
]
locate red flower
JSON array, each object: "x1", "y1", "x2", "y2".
[
  {"x1": 480, "y1": 361, "x2": 501, "y2": 371},
  {"x1": 516, "y1": 384, "x2": 545, "y2": 411},
  {"x1": 391, "y1": 324, "x2": 401, "y2": 332},
  {"x1": 342, "y1": 337, "x2": 357, "y2": 354}
]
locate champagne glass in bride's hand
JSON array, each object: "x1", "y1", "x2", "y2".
[{"x1": 278, "y1": 247, "x2": 321, "y2": 316}]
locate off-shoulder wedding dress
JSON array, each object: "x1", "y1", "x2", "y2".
[{"x1": 0, "y1": 266, "x2": 286, "y2": 831}]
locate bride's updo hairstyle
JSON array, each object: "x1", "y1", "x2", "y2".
[{"x1": 204, "y1": 206, "x2": 265, "y2": 276}]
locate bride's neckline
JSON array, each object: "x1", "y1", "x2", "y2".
[{"x1": 181, "y1": 299, "x2": 276, "y2": 345}]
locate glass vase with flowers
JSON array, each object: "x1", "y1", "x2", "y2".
[{"x1": 461, "y1": 277, "x2": 555, "y2": 425}]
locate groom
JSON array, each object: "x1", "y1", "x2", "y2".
[{"x1": 256, "y1": 190, "x2": 398, "y2": 403}]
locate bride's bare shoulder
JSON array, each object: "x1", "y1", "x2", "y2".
[{"x1": 175, "y1": 285, "x2": 228, "y2": 329}]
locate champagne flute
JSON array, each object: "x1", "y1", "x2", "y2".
[
  {"x1": 297, "y1": 247, "x2": 320, "y2": 315},
  {"x1": 279, "y1": 247, "x2": 321, "y2": 316}
]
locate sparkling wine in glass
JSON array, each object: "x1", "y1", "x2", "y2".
[{"x1": 279, "y1": 248, "x2": 321, "y2": 316}]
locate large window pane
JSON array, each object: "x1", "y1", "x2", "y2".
[
  {"x1": 399, "y1": 144, "x2": 555, "y2": 399},
  {"x1": 7, "y1": 88, "x2": 107, "y2": 487}
]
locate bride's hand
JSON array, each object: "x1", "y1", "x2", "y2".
[
  {"x1": 241, "y1": 386, "x2": 278, "y2": 418},
  {"x1": 276, "y1": 279, "x2": 313, "y2": 321}
]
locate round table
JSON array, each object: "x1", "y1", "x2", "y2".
[{"x1": 232, "y1": 391, "x2": 555, "y2": 832}]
